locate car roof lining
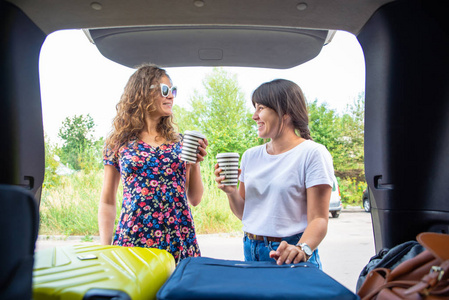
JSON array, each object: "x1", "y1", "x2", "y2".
[
  {"x1": 7, "y1": 0, "x2": 394, "y2": 35},
  {"x1": 7, "y1": 0, "x2": 394, "y2": 68}
]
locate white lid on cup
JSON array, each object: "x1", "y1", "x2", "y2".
[
  {"x1": 216, "y1": 152, "x2": 240, "y2": 159},
  {"x1": 184, "y1": 130, "x2": 206, "y2": 139}
]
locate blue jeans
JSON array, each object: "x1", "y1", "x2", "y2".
[{"x1": 243, "y1": 232, "x2": 322, "y2": 269}]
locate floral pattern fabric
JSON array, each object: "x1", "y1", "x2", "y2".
[{"x1": 103, "y1": 137, "x2": 200, "y2": 262}]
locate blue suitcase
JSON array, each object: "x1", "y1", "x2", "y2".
[{"x1": 157, "y1": 257, "x2": 359, "y2": 300}]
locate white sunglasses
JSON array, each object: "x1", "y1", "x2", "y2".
[{"x1": 150, "y1": 83, "x2": 177, "y2": 98}]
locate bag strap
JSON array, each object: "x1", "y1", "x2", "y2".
[
  {"x1": 404, "y1": 259, "x2": 449, "y2": 296},
  {"x1": 357, "y1": 268, "x2": 390, "y2": 299},
  {"x1": 387, "y1": 249, "x2": 436, "y2": 282},
  {"x1": 361, "y1": 279, "x2": 423, "y2": 300}
]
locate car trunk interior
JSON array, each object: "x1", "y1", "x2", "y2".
[{"x1": 1, "y1": 0, "x2": 448, "y2": 255}]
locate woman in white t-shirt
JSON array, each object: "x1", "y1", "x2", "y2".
[{"x1": 214, "y1": 79, "x2": 334, "y2": 269}]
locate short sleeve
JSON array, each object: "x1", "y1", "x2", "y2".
[
  {"x1": 305, "y1": 145, "x2": 334, "y2": 189},
  {"x1": 103, "y1": 147, "x2": 120, "y2": 173}
]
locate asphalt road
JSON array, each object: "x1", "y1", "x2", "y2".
[{"x1": 36, "y1": 210, "x2": 375, "y2": 293}]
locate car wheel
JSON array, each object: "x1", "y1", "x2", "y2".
[
  {"x1": 331, "y1": 211, "x2": 340, "y2": 218},
  {"x1": 363, "y1": 198, "x2": 371, "y2": 212}
]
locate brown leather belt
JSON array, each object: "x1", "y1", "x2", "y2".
[{"x1": 245, "y1": 232, "x2": 283, "y2": 242}]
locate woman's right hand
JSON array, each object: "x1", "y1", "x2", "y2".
[{"x1": 214, "y1": 163, "x2": 241, "y2": 194}]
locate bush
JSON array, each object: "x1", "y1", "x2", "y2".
[
  {"x1": 43, "y1": 136, "x2": 62, "y2": 190},
  {"x1": 339, "y1": 177, "x2": 367, "y2": 207}
]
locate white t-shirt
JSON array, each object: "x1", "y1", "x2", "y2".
[{"x1": 239, "y1": 140, "x2": 334, "y2": 237}]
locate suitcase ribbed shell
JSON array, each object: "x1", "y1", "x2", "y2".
[{"x1": 33, "y1": 245, "x2": 175, "y2": 300}]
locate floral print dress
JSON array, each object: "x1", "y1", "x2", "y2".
[{"x1": 103, "y1": 137, "x2": 200, "y2": 262}]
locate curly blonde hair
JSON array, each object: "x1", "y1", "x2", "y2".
[{"x1": 104, "y1": 64, "x2": 179, "y2": 156}]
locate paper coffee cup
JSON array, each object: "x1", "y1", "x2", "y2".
[
  {"x1": 216, "y1": 152, "x2": 240, "y2": 186},
  {"x1": 181, "y1": 130, "x2": 206, "y2": 163}
]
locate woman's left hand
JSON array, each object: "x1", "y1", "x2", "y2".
[
  {"x1": 269, "y1": 241, "x2": 307, "y2": 265},
  {"x1": 194, "y1": 138, "x2": 208, "y2": 163}
]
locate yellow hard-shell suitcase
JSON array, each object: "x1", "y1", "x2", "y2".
[{"x1": 33, "y1": 244, "x2": 175, "y2": 300}]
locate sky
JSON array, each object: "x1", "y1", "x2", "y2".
[{"x1": 39, "y1": 29, "x2": 365, "y2": 144}]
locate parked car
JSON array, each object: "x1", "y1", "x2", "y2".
[
  {"x1": 362, "y1": 188, "x2": 371, "y2": 213},
  {"x1": 329, "y1": 176, "x2": 342, "y2": 218},
  {"x1": 2, "y1": 0, "x2": 448, "y2": 299}
]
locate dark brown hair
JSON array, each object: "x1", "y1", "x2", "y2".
[{"x1": 251, "y1": 79, "x2": 312, "y2": 140}]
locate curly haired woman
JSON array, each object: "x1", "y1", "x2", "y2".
[{"x1": 98, "y1": 64, "x2": 208, "y2": 262}]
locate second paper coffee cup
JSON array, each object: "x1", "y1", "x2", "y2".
[{"x1": 216, "y1": 152, "x2": 240, "y2": 186}]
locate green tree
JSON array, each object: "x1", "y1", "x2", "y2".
[
  {"x1": 339, "y1": 92, "x2": 365, "y2": 171},
  {"x1": 308, "y1": 100, "x2": 345, "y2": 168},
  {"x1": 173, "y1": 105, "x2": 195, "y2": 134},
  {"x1": 43, "y1": 134, "x2": 62, "y2": 189},
  {"x1": 78, "y1": 137, "x2": 105, "y2": 173},
  {"x1": 58, "y1": 114, "x2": 97, "y2": 170},
  {"x1": 307, "y1": 96, "x2": 366, "y2": 205},
  {"x1": 174, "y1": 68, "x2": 262, "y2": 160}
]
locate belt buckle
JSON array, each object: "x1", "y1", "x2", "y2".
[{"x1": 246, "y1": 232, "x2": 257, "y2": 240}]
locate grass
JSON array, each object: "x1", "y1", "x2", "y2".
[
  {"x1": 190, "y1": 161, "x2": 242, "y2": 234},
  {"x1": 39, "y1": 170, "x2": 112, "y2": 236},
  {"x1": 39, "y1": 160, "x2": 242, "y2": 236},
  {"x1": 39, "y1": 160, "x2": 363, "y2": 237}
]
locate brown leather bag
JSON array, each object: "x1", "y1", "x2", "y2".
[{"x1": 357, "y1": 232, "x2": 449, "y2": 300}]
